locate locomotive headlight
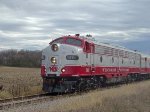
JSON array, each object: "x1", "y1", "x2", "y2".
[
  {"x1": 51, "y1": 57, "x2": 57, "y2": 64},
  {"x1": 51, "y1": 44, "x2": 58, "y2": 51},
  {"x1": 61, "y1": 68, "x2": 65, "y2": 73}
]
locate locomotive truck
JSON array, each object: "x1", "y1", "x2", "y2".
[{"x1": 41, "y1": 34, "x2": 150, "y2": 93}]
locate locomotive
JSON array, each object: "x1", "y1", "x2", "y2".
[{"x1": 41, "y1": 34, "x2": 150, "y2": 93}]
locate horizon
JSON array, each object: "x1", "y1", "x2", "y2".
[{"x1": 0, "y1": 35, "x2": 149, "y2": 56}]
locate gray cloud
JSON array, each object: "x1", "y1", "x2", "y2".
[{"x1": 0, "y1": 0, "x2": 150, "y2": 53}]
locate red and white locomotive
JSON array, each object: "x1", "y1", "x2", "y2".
[{"x1": 41, "y1": 34, "x2": 150, "y2": 93}]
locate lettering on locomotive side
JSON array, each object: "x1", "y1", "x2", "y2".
[
  {"x1": 119, "y1": 68, "x2": 129, "y2": 72},
  {"x1": 102, "y1": 68, "x2": 117, "y2": 72},
  {"x1": 86, "y1": 68, "x2": 90, "y2": 72}
]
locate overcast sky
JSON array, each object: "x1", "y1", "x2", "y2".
[{"x1": 0, "y1": 0, "x2": 150, "y2": 54}]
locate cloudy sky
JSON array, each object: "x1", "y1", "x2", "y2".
[{"x1": 0, "y1": 0, "x2": 150, "y2": 54}]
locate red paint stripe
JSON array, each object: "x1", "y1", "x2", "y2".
[
  {"x1": 41, "y1": 65, "x2": 46, "y2": 77},
  {"x1": 60, "y1": 66, "x2": 149, "y2": 78}
]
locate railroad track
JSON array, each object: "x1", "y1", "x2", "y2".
[
  {"x1": 0, "y1": 93, "x2": 55, "y2": 110},
  {"x1": 0, "y1": 79, "x2": 149, "y2": 111}
]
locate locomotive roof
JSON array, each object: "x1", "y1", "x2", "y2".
[
  {"x1": 72, "y1": 35, "x2": 140, "y2": 54},
  {"x1": 95, "y1": 42, "x2": 137, "y2": 53},
  {"x1": 93, "y1": 39, "x2": 150, "y2": 57},
  {"x1": 57, "y1": 35, "x2": 149, "y2": 57}
]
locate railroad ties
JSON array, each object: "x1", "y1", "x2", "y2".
[{"x1": 0, "y1": 93, "x2": 52, "y2": 110}]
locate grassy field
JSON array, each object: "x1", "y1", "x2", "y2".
[
  {"x1": 6, "y1": 80, "x2": 150, "y2": 112},
  {"x1": 0, "y1": 66, "x2": 42, "y2": 99},
  {"x1": 1, "y1": 66, "x2": 150, "y2": 112},
  {"x1": 43, "y1": 80, "x2": 150, "y2": 112}
]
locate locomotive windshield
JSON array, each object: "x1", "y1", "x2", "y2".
[
  {"x1": 50, "y1": 38, "x2": 64, "y2": 44},
  {"x1": 65, "y1": 38, "x2": 82, "y2": 46}
]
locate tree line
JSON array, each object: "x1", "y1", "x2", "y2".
[{"x1": 0, "y1": 49, "x2": 42, "y2": 67}]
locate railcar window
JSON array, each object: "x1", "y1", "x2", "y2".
[{"x1": 66, "y1": 38, "x2": 82, "y2": 46}]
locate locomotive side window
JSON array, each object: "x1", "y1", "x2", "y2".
[
  {"x1": 133, "y1": 60, "x2": 135, "y2": 65},
  {"x1": 100, "y1": 56, "x2": 103, "y2": 63},
  {"x1": 41, "y1": 55, "x2": 45, "y2": 60},
  {"x1": 66, "y1": 38, "x2": 82, "y2": 46},
  {"x1": 86, "y1": 53, "x2": 88, "y2": 58},
  {"x1": 122, "y1": 59, "x2": 124, "y2": 64},
  {"x1": 112, "y1": 57, "x2": 114, "y2": 63},
  {"x1": 130, "y1": 60, "x2": 132, "y2": 64}
]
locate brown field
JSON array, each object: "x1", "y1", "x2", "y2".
[
  {"x1": 6, "y1": 79, "x2": 150, "y2": 112},
  {"x1": 0, "y1": 66, "x2": 42, "y2": 99},
  {"x1": 1, "y1": 66, "x2": 150, "y2": 112}
]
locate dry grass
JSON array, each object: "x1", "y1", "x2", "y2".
[
  {"x1": 0, "y1": 66, "x2": 42, "y2": 99},
  {"x1": 6, "y1": 80, "x2": 150, "y2": 112},
  {"x1": 1, "y1": 66, "x2": 150, "y2": 112},
  {"x1": 73, "y1": 82, "x2": 150, "y2": 112}
]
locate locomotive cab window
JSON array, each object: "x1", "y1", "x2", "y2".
[
  {"x1": 65, "y1": 38, "x2": 82, "y2": 46},
  {"x1": 50, "y1": 38, "x2": 64, "y2": 44}
]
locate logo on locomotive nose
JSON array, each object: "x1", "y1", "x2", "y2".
[{"x1": 50, "y1": 66, "x2": 58, "y2": 72}]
